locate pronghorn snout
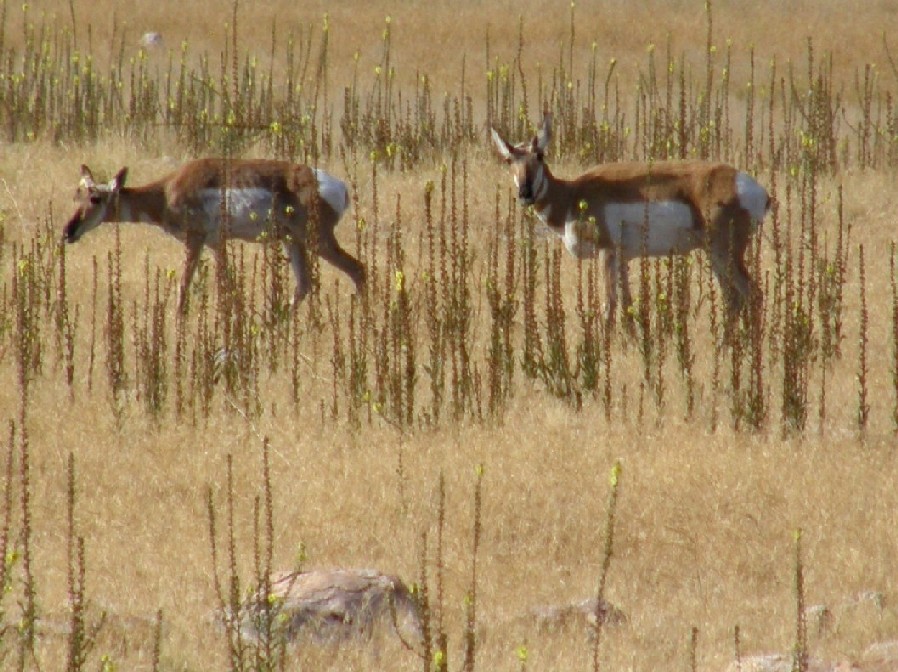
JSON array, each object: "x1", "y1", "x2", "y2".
[
  {"x1": 63, "y1": 216, "x2": 83, "y2": 243},
  {"x1": 518, "y1": 182, "x2": 534, "y2": 204}
]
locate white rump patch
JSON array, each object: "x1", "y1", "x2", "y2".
[
  {"x1": 603, "y1": 201, "x2": 697, "y2": 257},
  {"x1": 312, "y1": 169, "x2": 349, "y2": 218},
  {"x1": 735, "y1": 172, "x2": 769, "y2": 221}
]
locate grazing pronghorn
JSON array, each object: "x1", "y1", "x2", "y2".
[
  {"x1": 64, "y1": 158, "x2": 366, "y2": 313},
  {"x1": 491, "y1": 114, "x2": 770, "y2": 325}
]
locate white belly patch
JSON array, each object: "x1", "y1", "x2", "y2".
[
  {"x1": 201, "y1": 188, "x2": 279, "y2": 241},
  {"x1": 603, "y1": 201, "x2": 697, "y2": 256},
  {"x1": 562, "y1": 216, "x2": 601, "y2": 259}
]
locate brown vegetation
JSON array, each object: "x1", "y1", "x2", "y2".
[{"x1": 1, "y1": 1, "x2": 898, "y2": 670}]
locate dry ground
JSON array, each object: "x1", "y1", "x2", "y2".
[{"x1": 1, "y1": 1, "x2": 898, "y2": 671}]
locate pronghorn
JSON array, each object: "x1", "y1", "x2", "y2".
[
  {"x1": 491, "y1": 114, "x2": 770, "y2": 325},
  {"x1": 64, "y1": 158, "x2": 366, "y2": 313}
]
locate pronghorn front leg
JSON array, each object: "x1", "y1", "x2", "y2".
[
  {"x1": 603, "y1": 251, "x2": 619, "y2": 326},
  {"x1": 284, "y1": 238, "x2": 312, "y2": 305},
  {"x1": 604, "y1": 251, "x2": 635, "y2": 331},
  {"x1": 210, "y1": 243, "x2": 244, "y2": 308},
  {"x1": 178, "y1": 236, "x2": 205, "y2": 315}
]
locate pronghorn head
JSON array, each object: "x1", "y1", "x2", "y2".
[
  {"x1": 491, "y1": 113, "x2": 553, "y2": 205},
  {"x1": 64, "y1": 165, "x2": 129, "y2": 243}
]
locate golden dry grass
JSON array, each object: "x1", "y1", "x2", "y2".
[{"x1": 1, "y1": 1, "x2": 898, "y2": 671}]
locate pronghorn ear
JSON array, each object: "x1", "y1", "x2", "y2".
[
  {"x1": 111, "y1": 167, "x2": 129, "y2": 191},
  {"x1": 535, "y1": 113, "x2": 552, "y2": 154},
  {"x1": 490, "y1": 128, "x2": 515, "y2": 163},
  {"x1": 79, "y1": 164, "x2": 96, "y2": 189}
]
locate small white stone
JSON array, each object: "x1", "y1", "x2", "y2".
[{"x1": 139, "y1": 32, "x2": 163, "y2": 48}]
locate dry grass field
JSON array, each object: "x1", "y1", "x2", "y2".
[{"x1": 2, "y1": 1, "x2": 898, "y2": 671}]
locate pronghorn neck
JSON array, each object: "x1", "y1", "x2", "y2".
[
  {"x1": 529, "y1": 164, "x2": 572, "y2": 225},
  {"x1": 114, "y1": 185, "x2": 168, "y2": 224},
  {"x1": 532, "y1": 162, "x2": 552, "y2": 202}
]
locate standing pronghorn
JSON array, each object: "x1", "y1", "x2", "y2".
[
  {"x1": 64, "y1": 158, "x2": 366, "y2": 313},
  {"x1": 491, "y1": 114, "x2": 770, "y2": 324}
]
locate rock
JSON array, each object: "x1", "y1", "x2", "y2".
[
  {"x1": 523, "y1": 597, "x2": 627, "y2": 635},
  {"x1": 845, "y1": 591, "x2": 886, "y2": 613},
  {"x1": 802, "y1": 591, "x2": 887, "y2": 641},
  {"x1": 860, "y1": 641, "x2": 898, "y2": 672},
  {"x1": 724, "y1": 653, "x2": 858, "y2": 672},
  {"x1": 139, "y1": 32, "x2": 163, "y2": 48},
  {"x1": 228, "y1": 568, "x2": 422, "y2": 651}
]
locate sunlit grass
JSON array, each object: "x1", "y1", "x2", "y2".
[{"x1": 1, "y1": 1, "x2": 898, "y2": 670}]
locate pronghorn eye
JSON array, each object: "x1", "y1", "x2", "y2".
[
  {"x1": 535, "y1": 152, "x2": 544, "y2": 163},
  {"x1": 89, "y1": 195, "x2": 102, "y2": 205}
]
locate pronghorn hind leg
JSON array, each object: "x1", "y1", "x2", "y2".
[
  {"x1": 316, "y1": 228, "x2": 366, "y2": 296},
  {"x1": 708, "y1": 210, "x2": 757, "y2": 319},
  {"x1": 709, "y1": 243, "x2": 755, "y2": 346},
  {"x1": 709, "y1": 244, "x2": 752, "y2": 317}
]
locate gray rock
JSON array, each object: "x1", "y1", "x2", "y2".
[
  {"x1": 724, "y1": 653, "x2": 858, "y2": 672},
  {"x1": 522, "y1": 597, "x2": 627, "y2": 635},
  {"x1": 139, "y1": 32, "x2": 163, "y2": 48},
  {"x1": 230, "y1": 568, "x2": 423, "y2": 651},
  {"x1": 861, "y1": 641, "x2": 898, "y2": 672}
]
